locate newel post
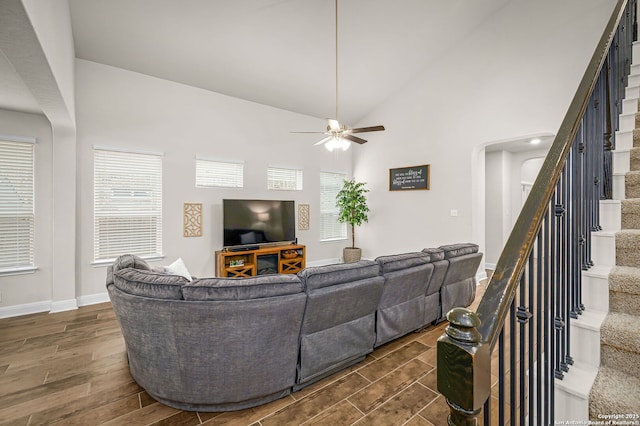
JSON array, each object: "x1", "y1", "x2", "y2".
[{"x1": 437, "y1": 308, "x2": 491, "y2": 426}]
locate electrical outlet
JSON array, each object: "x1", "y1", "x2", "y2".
[{"x1": 450, "y1": 209, "x2": 458, "y2": 217}]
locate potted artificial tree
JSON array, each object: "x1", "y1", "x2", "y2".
[{"x1": 336, "y1": 178, "x2": 370, "y2": 263}]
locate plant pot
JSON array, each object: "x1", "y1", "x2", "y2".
[{"x1": 343, "y1": 247, "x2": 362, "y2": 263}]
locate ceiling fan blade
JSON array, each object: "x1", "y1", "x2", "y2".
[
  {"x1": 349, "y1": 125, "x2": 385, "y2": 134},
  {"x1": 313, "y1": 136, "x2": 333, "y2": 146},
  {"x1": 343, "y1": 134, "x2": 367, "y2": 144},
  {"x1": 290, "y1": 131, "x2": 327, "y2": 134},
  {"x1": 327, "y1": 119, "x2": 341, "y2": 131}
]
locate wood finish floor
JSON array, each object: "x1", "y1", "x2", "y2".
[{"x1": 0, "y1": 281, "x2": 489, "y2": 426}]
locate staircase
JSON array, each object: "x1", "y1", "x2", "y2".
[
  {"x1": 553, "y1": 41, "x2": 640, "y2": 422},
  {"x1": 589, "y1": 118, "x2": 640, "y2": 418}
]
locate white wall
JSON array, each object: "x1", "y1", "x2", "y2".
[
  {"x1": 514, "y1": 155, "x2": 546, "y2": 219},
  {"x1": 485, "y1": 151, "x2": 512, "y2": 266},
  {"x1": 0, "y1": 110, "x2": 53, "y2": 308},
  {"x1": 353, "y1": 0, "x2": 616, "y2": 260},
  {"x1": 75, "y1": 59, "x2": 353, "y2": 298},
  {"x1": 484, "y1": 149, "x2": 547, "y2": 265}
]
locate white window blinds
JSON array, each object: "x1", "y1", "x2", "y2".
[
  {"x1": 94, "y1": 148, "x2": 163, "y2": 262},
  {"x1": 0, "y1": 139, "x2": 35, "y2": 271},
  {"x1": 267, "y1": 166, "x2": 303, "y2": 190},
  {"x1": 319, "y1": 171, "x2": 347, "y2": 241},
  {"x1": 196, "y1": 158, "x2": 244, "y2": 188}
]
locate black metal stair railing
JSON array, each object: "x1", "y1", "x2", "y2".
[{"x1": 436, "y1": 1, "x2": 637, "y2": 425}]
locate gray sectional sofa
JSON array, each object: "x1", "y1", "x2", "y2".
[{"x1": 106, "y1": 243, "x2": 482, "y2": 412}]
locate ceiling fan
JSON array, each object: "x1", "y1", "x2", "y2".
[{"x1": 291, "y1": 0, "x2": 385, "y2": 151}]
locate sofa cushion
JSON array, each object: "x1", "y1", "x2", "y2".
[
  {"x1": 113, "y1": 267, "x2": 186, "y2": 299},
  {"x1": 421, "y1": 247, "x2": 445, "y2": 261},
  {"x1": 375, "y1": 252, "x2": 430, "y2": 273},
  {"x1": 297, "y1": 260, "x2": 380, "y2": 291},
  {"x1": 439, "y1": 243, "x2": 479, "y2": 259},
  {"x1": 112, "y1": 254, "x2": 152, "y2": 274},
  {"x1": 182, "y1": 274, "x2": 303, "y2": 301},
  {"x1": 442, "y1": 252, "x2": 483, "y2": 285}
]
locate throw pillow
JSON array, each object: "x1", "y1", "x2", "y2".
[{"x1": 164, "y1": 257, "x2": 192, "y2": 282}]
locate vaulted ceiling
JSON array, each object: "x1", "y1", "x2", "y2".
[
  {"x1": 2, "y1": 0, "x2": 513, "y2": 125},
  {"x1": 0, "y1": 45, "x2": 41, "y2": 115}
]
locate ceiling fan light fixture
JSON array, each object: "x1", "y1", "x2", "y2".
[
  {"x1": 324, "y1": 137, "x2": 337, "y2": 152},
  {"x1": 324, "y1": 136, "x2": 350, "y2": 152}
]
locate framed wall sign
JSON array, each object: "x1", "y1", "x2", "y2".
[{"x1": 389, "y1": 164, "x2": 430, "y2": 191}]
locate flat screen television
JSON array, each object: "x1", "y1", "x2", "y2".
[{"x1": 223, "y1": 199, "x2": 296, "y2": 248}]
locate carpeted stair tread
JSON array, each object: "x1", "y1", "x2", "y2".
[
  {"x1": 615, "y1": 229, "x2": 640, "y2": 267},
  {"x1": 601, "y1": 344, "x2": 640, "y2": 379},
  {"x1": 590, "y1": 57, "x2": 640, "y2": 421},
  {"x1": 589, "y1": 366, "x2": 640, "y2": 419},
  {"x1": 600, "y1": 312, "x2": 640, "y2": 378},
  {"x1": 626, "y1": 171, "x2": 640, "y2": 199},
  {"x1": 609, "y1": 291, "x2": 640, "y2": 316},
  {"x1": 632, "y1": 147, "x2": 640, "y2": 171},
  {"x1": 621, "y1": 198, "x2": 640, "y2": 229},
  {"x1": 600, "y1": 312, "x2": 640, "y2": 359},
  {"x1": 609, "y1": 265, "x2": 640, "y2": 294},
  {"x1": 608, "y1": 265, "x2": 640, "y2": 315}
]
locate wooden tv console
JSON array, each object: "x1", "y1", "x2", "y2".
[{"x1": 215, "y1": 244, "x2": 306, "y2": 277}]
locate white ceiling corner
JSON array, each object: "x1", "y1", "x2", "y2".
[{"x1": 0, "y1": 48, "x2": 41, "y2": 115}]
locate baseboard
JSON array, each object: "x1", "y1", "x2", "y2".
[
  {"x1": 50, "y1": 299, "x2": 78, "y2": 313},
  {"x1": 77, "y1": 292, "x2": 110, "y2": 307},
  {"x1": 0, "y1": 293, "x2": 112, "y2": 319},
  {"x1": 0, "y1": 300, "x2": 51, "y2": 319},
  {"x1": 485, "y1": 262, "x2": 496, "y2": 270}
]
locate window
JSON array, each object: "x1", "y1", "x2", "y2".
[
  {"x1": 319, "y1": 171, "x2": 347, "y2": 241},
  {"x1": 267, "y1": 166, "x2": 303, "y2": 190},
  {"x1": 0, "y1": 138, "x2": 35, "y2": 272},
  {"x1": 196, "y1": 158, "x2": 244, "y2": 188},
  {"x1": 94, "y1": 148, "x2": 162, "y2": 262}
]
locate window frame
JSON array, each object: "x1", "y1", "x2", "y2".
[
  {"x1": 267, "y1": 166, "x2": 303, "y2": 191},
  {"x1": 196, "y1": 157, "x2": 244, "y2": 188},
  {"x1": 0, "y1": 136, "x2": 36, "y2": 275},
  {"x1": 319, "y1": 171, "x2": 348, "y2": 242},
  {"x1": 93, "y1": 147, "x2": 164, "y2": 264}
]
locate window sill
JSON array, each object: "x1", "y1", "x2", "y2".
[
  {"x1": 92, "y1": 255, "x2": 165, "y2": 267},
  {"x1": 320, "y1": 237, "x2": 348, "y2": 243},
  {"x1": 0, "y1": 266, "x2": 38, "y2": 277}
]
